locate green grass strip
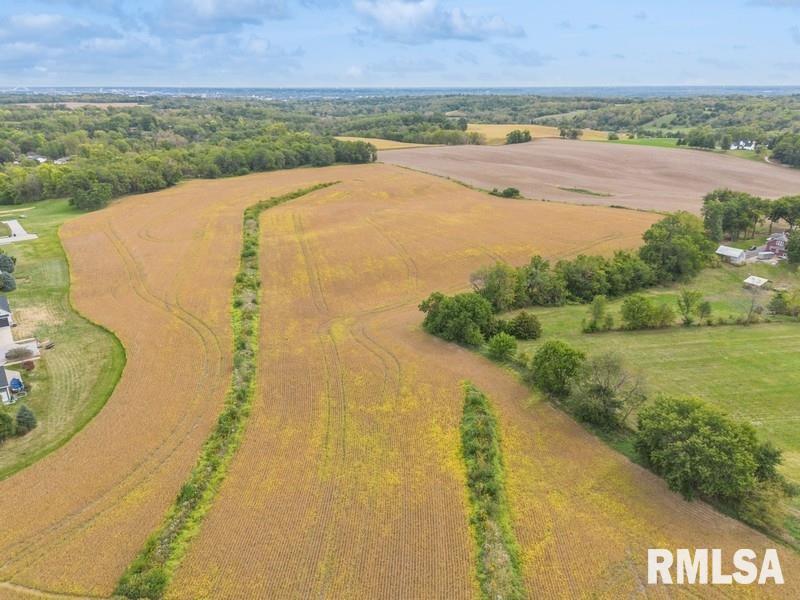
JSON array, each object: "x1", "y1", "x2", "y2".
[
  {"x1": 461, "y1": 382, "x2": 525, "y2": 600},
  {"x1": 115, "y1": 182, "x2": 337, "y2": 599}
]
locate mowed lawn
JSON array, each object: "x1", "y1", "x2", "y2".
[
  {"x1": 0, "y1": 199, "x2": 124, "y2": 479},
  {"x1": 515, "y1": 264, "x2": 800, "y2": 481}
]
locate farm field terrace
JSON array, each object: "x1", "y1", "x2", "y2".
[
  {"x1": 0, "y1": 169, "x2": 346, "y2": 597},
  {"x1": 467, "y1": 122, "x2": 608, "y2": 144},
  {"x1": 513, "y1": 263, "x2": 800, "y2": 482},
  {"x1": 381, "y1": 138, "x2": 800, "y2": 213},
  {"x1": 0, "y1": 199, "x2": 124, "y2": 480},
  {"x1": 334, "y1": 136, "x2": 433, "y2": 150},
  {"x1": 165, "y1": 164, "x2": 799, "y2": 598}
]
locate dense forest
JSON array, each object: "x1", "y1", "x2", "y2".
[{"x1": 1, "y1": 91, "x2": 798, "y2": 210}]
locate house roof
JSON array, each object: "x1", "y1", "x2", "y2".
[
  {"x1": 0, "y1": 295, "x2": 10, "y2": 315},
  {"x1": 0, "y1": 367, "x2": 9, "y2": 390},
  {"x1": 716, "y1": 245, "x2": 745, "y2": 258},
  {"x1": 744, "y1": 275, "x2": 769, "y2": 287}
]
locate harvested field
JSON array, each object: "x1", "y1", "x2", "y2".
[
  {"x1": 0, "y1": 171, "x2": 337, "y2": 597},
  {"x1": 467, "y1": 123, "x2": 608, "y2": 144},
  {"x1": 335, "y1": 136, "x2": 434, "y2": 150},
  {"x1": 382, "y1": 138, "x2": 800, "y2": 213},
  {"x1": 166, "y1": 164, "x2": 798, "y2": 597}
]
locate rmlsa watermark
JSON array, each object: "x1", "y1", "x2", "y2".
[{"x1": 648, "y1": 549, "x2": 784, "y2": 585}]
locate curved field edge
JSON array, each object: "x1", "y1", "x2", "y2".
[
  {"x1": 0, "y1": 205, "x2": 126, "y2": 482},
  {"x1": 115, "y1": 182, "x2": 338, "y2": 599},
  {"x1": 461, "y1": 382, "x2": 524, "y2": 600}
]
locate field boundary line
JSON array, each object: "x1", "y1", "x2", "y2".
[{"x1": 114, "y1": 181, "x2": 338, "y2": 599}]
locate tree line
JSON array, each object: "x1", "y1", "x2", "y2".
[{"x1": 701, "y1": 188, "x2": 800, "y2": 241}]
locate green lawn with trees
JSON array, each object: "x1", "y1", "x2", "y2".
[
  {"x1": 0, "y1": 199, "x2": 124, "y2": 479},
  {"x1": 513, "y1": 263, "x2": 800, "y2": 483}
]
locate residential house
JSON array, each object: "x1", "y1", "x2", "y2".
[
  {"x1": 716, "y1": 245, "x2": 746, "y2": 265},
  {"x1": 0, "y1": 295, "x2": 14, "y2": 346},
  {"x1": 729, "y1": 140, "x2": 757, "y2": 151},
  {"x1": 0, "y1": 367, "x2": 24, "y2": 406},
  {"x1": 765, "y1": 232, "x2": 789, "y2": 258}
]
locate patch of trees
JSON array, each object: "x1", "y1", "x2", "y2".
[
  {"x1": 702, "y1": 188, "x2": 800, "y2": 242},
  {"x1": 0, "y1": 129, "x2": 375, "y2": 211},
  {"x1": 489, "y1": 187, "x2": 521, "y2": 198},
  {"x1": 505, "y1": 129, "x2": 531, "y2": 144},
  {"x1": 523, "y1": 338, "x2": 790, "y2": 532},
  {"x1": 334, "y1": 112, "x2": 484, "y2": 145},
  {"x1": 636, "y1": 397, "x2": 789, "y2": 530},
  {"x1": 559, "y1": 127, "x2": 582, "y2": 140},
  {"x1": 677, "y1": 127, "x2": 718, "y2": 149},
  {"x1": 0, "y1": 250, "x2": 16, "y2": 292},
  {"x1": 0, "y1": 404, "x2": 37, "y2": 443},
  {"x1": 772, "y1": 133, "x2": 800, "y2": 167}
]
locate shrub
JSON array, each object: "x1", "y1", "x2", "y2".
[
  {"x1": 15, "y1": 404, "x2": 36, "y2": 435},
  {"x1": 620, "y1": 295, "x2": 674, "y2": 330},
  {"x1": 487, "y1": 332, "x2": 517, "y2": 361},
  {"x1": 529, "y1": 340, "x2": 585, "y2": 397},
  {"x1": 490, "y1": 187, "x2": 522, "y2": 198},
  {"x1": 508, "y1": 311, "x2": 541, "y2": 340}
]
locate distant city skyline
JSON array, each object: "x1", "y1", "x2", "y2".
[{"x1": 1, "y1": 1, "x2": 799, "y2": 87}]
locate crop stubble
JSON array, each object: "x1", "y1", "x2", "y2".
[
  {"x1": 166, "y1": 165, "x2": 798, "y2": 597},
  {"x1": 0, "y1": 170, "x2": 338, "y2": 596}
]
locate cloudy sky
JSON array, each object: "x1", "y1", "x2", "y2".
[{"x1": 1, "y1": 0, "x2": 799, "y2": 87}]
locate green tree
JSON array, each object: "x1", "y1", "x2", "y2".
[
  {"x1": 529, "y1": 340, "x2": 585, "y2": 397},
  {"x1": 419, "y1": 291, "x2": 494, "y2": 346},
  {"x1": 676, "y1": 289, "x2": 703, "y2": 325},
  {"x1": 517, "y1": 256, "x2": 566, "y2": 307},
  {"x1": 71, "y1": 182, "x2": 113, "y2": 211},
  {"x1": 639, "y1": 212, "x2": 713, "y2": 282},
  {"x1": 635, "y1": 397, "x2": 782, "y2": 502},
  {"x1": 556, "y1": 255, "x2": 610, "y2": 302},
  {"x1": 0, "y1": 411, "x2": 13, "y2": 443},
  {"x1": 569, "y1": 353, "x2": 646, "y2": 430},
  {"x1": 620, "y1": 294, "x2": 655, "y2": 330},
  {"x1": 787, "y1": 234, "x2": 800, "y2": 264},
  {"x1": 0, "y1": 272, "x2": 16, "y2": 293},
  {"x1": 0, "y1": 252, "x2": 16, "y2": 273},
  {"x1": 583, "y1": 294, "x2": 613, "y2": 333},
  {"x1": 487, "y1": 332, "x2": 517, "y2": 361},
  {"x1": 470, "y1": 262, "x2": 519, "y2": 312},
  {"x1": 508, "y1": 311, "x2": 541, "y2": 340},
  {"x1": 15, "y1": 404, "x2": 36, "y2": 435}
]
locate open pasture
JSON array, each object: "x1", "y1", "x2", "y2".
[
  {"x1": 165, "y1": 164, "x2": 798, "y2": 598},
  {"x1": 382, "y1": 138, "x2": 800, "y2": 213},
  {"x1": 0, "y1": 170, "x2": 339, "y2": 597},
  {"x1": 467, "y1": 122, "x2": 608, "y2": 144}
]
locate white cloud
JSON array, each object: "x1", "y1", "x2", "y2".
[{"x1": 354, "y1": 0, "x2": 524, "y2": 43}]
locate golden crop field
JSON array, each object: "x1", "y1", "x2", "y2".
[
  {"x1": 164, "y1": 164, "x2": 799, "y2": 597},
  {"x1": 335, "y1": 135, "x2": 435, "y2": 150},
  {"x1": 0, "y1": 171, "x2": 339, "y2": 597},
  {"x1": 468, "y1": 122, "x2": 609, "y2": 144}
]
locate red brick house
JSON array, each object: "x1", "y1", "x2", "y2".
[{"x1": 766, "y1": 232, "x2": 789, "y2": 258}]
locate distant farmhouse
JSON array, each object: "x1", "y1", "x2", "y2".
[
  {"x1": 765, "y1": 232, "x2": 789, "y2": 259},
  {"x1": 729, "y1": 140, "x2": 757, "y2": 151},
  {"x1": 0, "y1": 294, "x2": 36, "y2": 405}
]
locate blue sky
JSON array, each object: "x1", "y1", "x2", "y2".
[{"x1": 0, "y1": 0, "x2": 799, "y2": 87}]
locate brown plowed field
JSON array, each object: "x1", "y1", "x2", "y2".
[
  {"x1": 381, "y1": 139, "x2": 800, "y2": 213},
  {"x1": 0, "y1": 170, "x2": 337, "y2": 597},
  {"x1": 167, "y1": 164, "x2": 799, "y2": 598}
]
